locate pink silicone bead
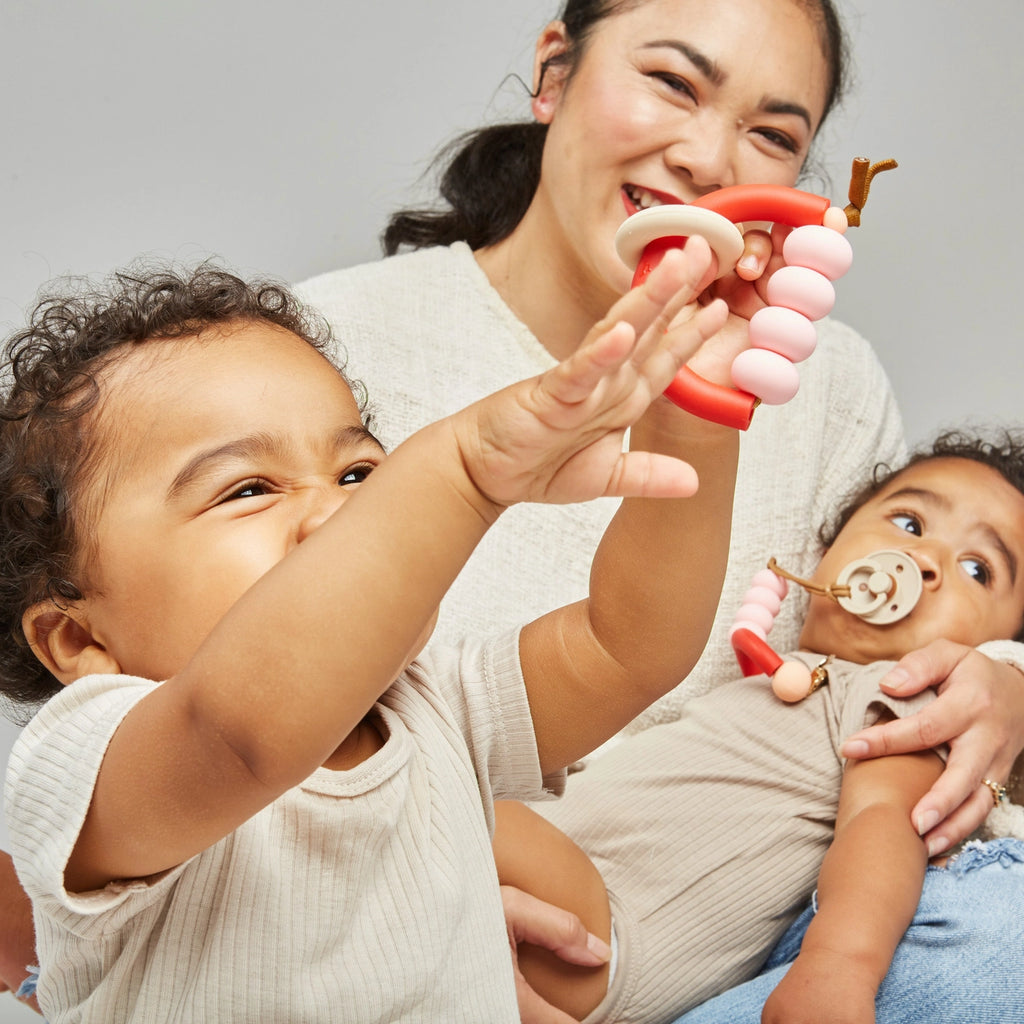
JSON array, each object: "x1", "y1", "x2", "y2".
[
  {"x1": 749, "y1": 305, "x2": 817, "y2": 362},
  {"x1": 744, "y1": 584, "x2": 783, "y2": 617},
  {"x1": 783, "y1": 224, "x2": 854, "y2": 280},
  {"x1": 751, "y1": 569, "x2": 788, "y2": 598},
  {"x1": 729, "y1": 619, "x2": 767, "y2": 641},
  {"x1": 731, "y1": 348, "x2": 800, "y2": 405},
  {"x1": 766, "y1": 265, "x2": 835, "y2": 321},
  {"x1": 771, "y1": 661, "x2": 814, "y2": 703},
  {"x1": 736, "y1": 602, "x2": 775, "y2": 633}
]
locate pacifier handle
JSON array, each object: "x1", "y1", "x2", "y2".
[
  {"x1": 729, "y1": 567, "x2": 823, "y2": 702},
  {"x1": 730, "y1": 549, "x2": 923, "y2": 703},
  {"x1": 614, "y1": 184, "x2": 852, "y2": 430}
]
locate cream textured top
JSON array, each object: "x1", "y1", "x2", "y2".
[
  {"x1": 7, "y1": 631, "x2": 564, "y2": 1023},
  {"x1": 297, "y1": 243, "x2": 907, "y2": 728}
]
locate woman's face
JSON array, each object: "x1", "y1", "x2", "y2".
[{"x1": 531, "y1": 0, "x2": 831, "y2": 295}]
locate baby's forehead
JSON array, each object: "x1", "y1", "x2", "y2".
[
  {"x1": 88, "y1": 324, "x2": 360, "y2": 472},
  {"x1": 875, "y1": 456, "x2": 1002, "y2": 499}
]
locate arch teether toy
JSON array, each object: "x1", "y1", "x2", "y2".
[
  {"x1": 730, "y1": 550, "x2": 923, "y2": 702},
  {"x1": 616, "y1": 187, "x2": 851, "y2": 429},
  {"x1": 614, "y1": 159, "x2": 897, "y2": 429}
]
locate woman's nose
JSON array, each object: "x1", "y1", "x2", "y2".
[{"x1": 664, "y1": 114, "x2": 737, "y2": 193}]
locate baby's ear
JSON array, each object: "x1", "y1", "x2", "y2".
[{"x1": 21, "y1": 604, "x2": 120, "y2": 685}]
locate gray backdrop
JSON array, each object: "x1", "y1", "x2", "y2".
[{"x1": 0, "y1": 2, "x2": 1021, "y2": 1019}]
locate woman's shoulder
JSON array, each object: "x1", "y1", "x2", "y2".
[
  {"x1": 812, "y1": 315, "x2": 884, "y2": 366},
  {"x1": 294, "y1": 243, "x2": 478, "y2": 312}
]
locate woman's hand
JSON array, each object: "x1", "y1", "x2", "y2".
[
  {"x1": 501, "y1": 885, "x2": 609, "y2": 1024},
  {"x1": 840, "y1": 640, "x2": 1024, "y2": 855},
  {"x1": 707, "y1": 224, "x2": 792, "y2": 321}
]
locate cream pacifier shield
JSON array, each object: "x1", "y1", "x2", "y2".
[{"x1": 835, "y1": 550, "x2": 923, "y2": 625}]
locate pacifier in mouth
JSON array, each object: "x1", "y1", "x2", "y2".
[
  {"x1": 832, "y1": 549, "x2": 923, "y2": 625},
  {"x1": 730, "y1": 550, "x2": 923, "y2": 702}
]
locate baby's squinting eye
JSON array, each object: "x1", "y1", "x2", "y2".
[
  {"x1": 340, "y1": 465, "x2": 374, "y2": 486},
  {"x1": 890, "y1": 513, "x2": 921, "y2": 536},
  {"x1": 960, "y1": 557, "x2": 991, "y2": 586},
  {"x1": 225, "y1": 481, "x2": 270, "y2": 501}
]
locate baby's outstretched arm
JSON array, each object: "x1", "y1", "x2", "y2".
[
  {"x1": 61, "y1": 239, "x2": 727, "y2": 892},
  {"x1": 516, "y1": 250, "x2": 741, "y2": 771}
]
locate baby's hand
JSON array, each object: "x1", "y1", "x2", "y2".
[{"x1": 455, "y1": 237, "x2": 728, "y2": 509}]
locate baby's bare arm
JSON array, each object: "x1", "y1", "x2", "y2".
[
  {"x1": 518, "y1": 248, "x2": 741, "y2": 771},
  {"x1": 763, "y1": 748, "x2": 943, "y2": 1024},
  {"x1": 67, "y1": 243, "x2": 726, "y2": 891}
]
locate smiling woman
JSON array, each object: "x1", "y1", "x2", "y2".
[
  {"x1": 0, "y1": 1, "x2": 1023, "y2": 1021},
  {"x1": 290, "y1": 0, "x2": 1024, "y2": 1020}
]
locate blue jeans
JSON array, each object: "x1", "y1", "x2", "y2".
[{"x1": 673, "y1": 838, "x2": 1024, "y2": 1024}]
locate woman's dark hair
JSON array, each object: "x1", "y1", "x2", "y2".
[
  {"x1": 383, "y1": 0, "x2": 849, "y2": 255},
  {"x1": 0, "y1": 263, "x2": 353, "y2": 718},
  {"x1": 819, "y1": 428, "x2": 1024, "y2": 644}
]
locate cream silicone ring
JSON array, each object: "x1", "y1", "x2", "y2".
[{"x1": 614, "y1": 206, "x2": 745, "y2": 282}]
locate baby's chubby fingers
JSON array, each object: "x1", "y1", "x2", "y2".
[
  {"x1": 583, "y1": 238, "x2": 717, "y2": 364},
  {"x1": 548, "y1": 240, "x2": 725, "y2": 406}
]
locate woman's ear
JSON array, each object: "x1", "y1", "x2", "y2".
[
  {"x1": 22, "y1": 603, "x2": 120, "y2": 685},
  {"x1": 531, "y1": 21, "x2": 571, "y2": 124}
]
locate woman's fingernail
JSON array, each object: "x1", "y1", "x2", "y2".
[
  {"x1": 926, "y1": 835, "x2": 946, "y2": 858},
  {"x1": 738, "y1": 255, "x2": 760, "y2": 273},
  {"x1": 587, "y1": 932, "x2": 611, "y2": 962},
  {"x1": 881, "y1": 667, "x2": 911, "y2": 691},
  {"x1": 916, "y1": 810, "x2": 940, "y2": 836},
  {"x1": 842, "y1": 739, "x2": 869, "y2": 758}
]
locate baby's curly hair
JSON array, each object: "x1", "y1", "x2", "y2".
[
  {"x1": 0, "y1": 263, "x2": 356, "y2": 720},
  {"x1": 819, "y1": 427, "x2": 1024, "y2": 643}
]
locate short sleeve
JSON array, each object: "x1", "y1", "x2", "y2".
[
  {"x1": 832, "y1": 659, "x2": 947, "y2": 764},
  {"x1": 5, "y1": 675, "x2": 191, "y2": 933},
  {"x1": 410, "y1": 630, "x2": 566, "y2": 824}
]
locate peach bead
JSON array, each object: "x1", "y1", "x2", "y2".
[
  {"x1": 823, "y1": 206, "x2": 849, "y2": 233},
  {"x1": 749, "y1": 305, "x2": 817, "y2": 362},
  {"x1": 783, "y1": 224, "x2": 854, "y2": 280},
  {"x1": 766, "y1": 266, "x2": 836, "y2": 321},
  {"x1": 731, "y1": 348, "x2": 800, "y2": 405},
  {"x1": 771, "y1": 661, "x2": 814, "y2": 703}
]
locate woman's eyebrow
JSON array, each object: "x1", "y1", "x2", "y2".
[
  {"x1": 642, "y1": 40, "x2": 724, "y2": 85},
  {"x1": 640, "y1": 40, "x2": 812, "y2": 130}
]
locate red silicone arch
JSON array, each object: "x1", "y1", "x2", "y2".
[
  {"x1": 731, "y1": 627, "x2": 784, "y2": 679},
  {"x1": 632, "y1": 184, "x2": 833, "y2": 429}
]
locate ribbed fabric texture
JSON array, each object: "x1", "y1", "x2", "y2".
[
  {"x1": 6, "y1": 631, "x2": 564, "y2": 1022},
  {"x1": 537, "y1": 656, "x2": 943, "y2": 1023},
  {"x1": 296, "y1": 243, "x2": 909, "y2": 730}
]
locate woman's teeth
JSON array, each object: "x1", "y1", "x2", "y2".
[{"x1": 625, "y1": 185, "x2": 668, "y2": 210}]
